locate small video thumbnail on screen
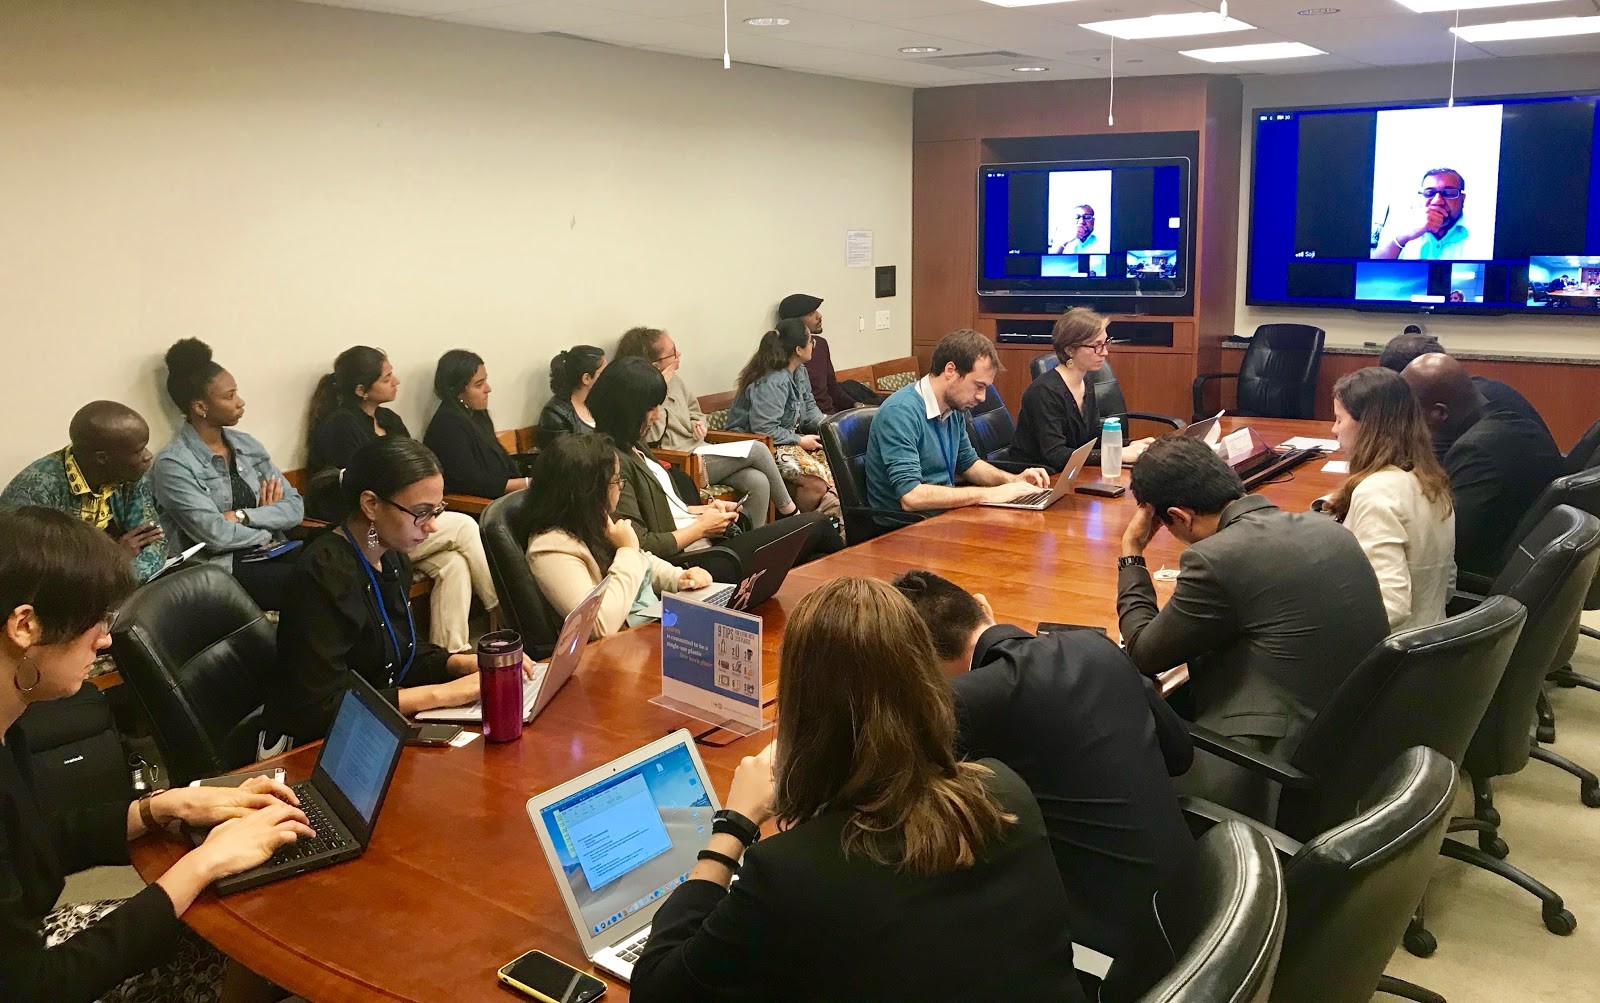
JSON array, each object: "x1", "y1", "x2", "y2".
[
  {"x1": 1528, "y1": 255, "x2": 1600, "y2": 307},
  {"x1": 1041, "y1": 254, "x2": 1109, "y2": 277},
  {"x1": 1355, "y1": 262, "x2": 1486, "y2": 304},
  {"x1": 1126, "y1": 250, "x2": 1178, "y2": 280}
]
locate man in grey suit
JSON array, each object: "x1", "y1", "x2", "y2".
[{"x1": 1115, "y1": 437, "x2": 1389, "y2": 818}]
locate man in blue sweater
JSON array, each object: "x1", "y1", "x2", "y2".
[{"x1": 866, "y1": 330, "x2": 1047, "y2": 525}]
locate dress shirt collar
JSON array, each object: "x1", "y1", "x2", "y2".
[{"x1": 915, "y1": 375, "x2": 951, "y2": 420}]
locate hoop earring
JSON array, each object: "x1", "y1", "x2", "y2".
[
  {"x1": 366, "y1": 522, "x2": 380, "y2": 550},
  {"x1": 14, "y1": 654, "x2": 40, "y2": 695}
]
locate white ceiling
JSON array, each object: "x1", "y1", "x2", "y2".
[{"x1": 295, "y1": 0, "x2": 1600, "y2": 88}]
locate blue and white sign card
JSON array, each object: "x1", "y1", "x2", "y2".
[{"x1": 657, "y1": 594, "x2": 766, "y2": 735}]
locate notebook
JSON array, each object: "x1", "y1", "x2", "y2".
[{"x1": 525, "y1": 730, "x2": 722, "y2": 983}]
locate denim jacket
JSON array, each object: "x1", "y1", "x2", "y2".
[
  {"x1": 726, "y1": 367, "x2": 824, "y2": 446},
  {"x1": 150, "y1": 424, "x2": 304, "y2": 572}
]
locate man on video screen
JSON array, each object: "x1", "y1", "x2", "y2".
[
  {"x1": 1053, "y1": 206, "x2": 1100, "y2": 253},
  {"x1": 1373, "y1": 168, "x2": 1470, "y2": 260}
]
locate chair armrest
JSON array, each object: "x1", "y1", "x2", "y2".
[
  {"x1": 1582, "y1": 624, "x2": 1599, "y2": 642},
  {"x1": 443, "y1": 493, "x2": 492, "y2": 517},
  {"x1": 655, "y1": 449, "x2": 708, "y2": 488},
  {"x1": 1447, "y1": 588, "x2": 1488, "y2": 617},
  {"x1": 1456, "y1": 571, "x2": 1493, "y2": 596},
  {"x1": 1117, "y1": 411, "x2": 1185, "y2": 431},
  {"x1": 706, "y1": 430, "x2": 776, "y2": 453},
  {"x1": 1191, "y1": 372, "x2": 1239, "y2": 420},
  {"x1": 1178, "y1": 795, "x2": 1305, "y2": 857},
  {"x1": 1155, "y1": 666, "x2": 1189, "y2": 699},
  {"x1": 1187, "y1": 723, "x2": 1315, "y2": 788}
]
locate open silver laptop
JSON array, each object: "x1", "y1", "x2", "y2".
[
  {"x1": 1182, "y1": 410, "x2": 1226, "y2": 444},
  {"x1": 981, "y1": 438, "x2": 1095, "y2": 511},
  {"x1": 415, "y1": 580, "x2": 605, "y2": 724},
  {"x1": 526, "y1": 730, "x2": 721, "y2": 983}
]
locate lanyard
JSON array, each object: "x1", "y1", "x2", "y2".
[
  {"x1": 338, "y1": 527, "x2": 417, "y2": 685},
  {"x1": 937, "y1": 417, "x2": 958, "y2": 486}
]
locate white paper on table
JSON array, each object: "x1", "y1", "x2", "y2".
[
  {"x1": 693, "y1": 440, "x2": 755, "y2": 459},
  {"x1": 1222, "y1": 427, "x2": 1256, "y2": 463},
  {"x1": 1281, "y1": 436, "x2": 1341, "y2": 452},
  {"x1": 1322, "y1": 460, "x2": 1350, "y2": 474}
]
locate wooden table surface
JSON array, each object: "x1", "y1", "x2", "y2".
[{"x1": 131, "y1": 417, "x2": 1344, "y2": 1002}]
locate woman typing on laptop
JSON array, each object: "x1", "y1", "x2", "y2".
[
  {"x1": 263, "y1": 438, "x2": 534, "y2": 750},
  {"x1": 630, "y1": 577, "x2": 1085, "y2": 1002},
  {"x1": 0, "y1": 508, "x2": 314, "y2": 1002}
]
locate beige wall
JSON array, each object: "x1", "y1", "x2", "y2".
[
  {"x1": 1235, "y1": 53, "x2": 1600, "y2": 355},
  {"x1": 0, "y1": 0, "x2": 912, "y2": 477}
]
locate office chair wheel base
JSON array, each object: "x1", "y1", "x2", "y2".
[
  {"x1": 1479, "y1": 834, "x2": 1510, "y2": 859},
  {"x1": 1476, "y1": 804, "x2": 1501, "y2": 828},
  {"x1": 1403, "y1": 926, "x2": 1437, "y2": 958},
  {"x1": 1537, "y1": 723, "x2": 1557, "y2": 744},
  {"x1": 1582, "y1": 782, "x2": 1600, "y2": 809},
  {"x1": 1543, "y1": 907, "x2": 1577, "y2": 936}
]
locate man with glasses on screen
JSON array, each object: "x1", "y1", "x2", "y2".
[
  {"x1": 1053, "y1": 205, "x2": 1100, "y2": 254},
  {"x1": 1374, "y1": 168, "x2": 1469, "y2": 260}
]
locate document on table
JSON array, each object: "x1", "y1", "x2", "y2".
[
  {"x1": 694, "y1": 440, "x2": 754, "y2": 459},
  {"x1": 1281, "y1": 436, "x2": 1341, "y2": 451},
  {"x1": 1322, "y1": 460, "x2": 1350, "y2": 474}
]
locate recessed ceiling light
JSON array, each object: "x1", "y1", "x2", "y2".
[
  {"x1": 1012, "y1": 65, "x2": 1051, "y2": 72},
  {"x1": 1297, "y1": 7, "x2": 1340, "y2": 14},
  {"x1": 899, "y1": 46, "x2": 943, "y2": 53},
  {"x1": 743, "y1": 16, "x2": 790, "y2": 26},
  {"x1": 1450, "y1": 14, "x2": 1600, "y2": 41},
  {"x1": 1080, "y1": 12, "x2": 1255, "y2": 40},
  {"x1": 1397, "y1": 0, "x2": 1559, "y2": 12},
  {"x1": 1181, "y1": 41, "x2": 1326, "y2": 62}
]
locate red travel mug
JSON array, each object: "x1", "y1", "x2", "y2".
[{"x1": 476, "y1": 629, "x2": 525, "y2": 743}]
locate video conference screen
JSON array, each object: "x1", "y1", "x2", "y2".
[
  {"x1": 1248, "y1": 93, "x2": 1600, "y2": 315},
  {"x1": 978, "y1": 158, "x2": 1190, "y2": 297}
]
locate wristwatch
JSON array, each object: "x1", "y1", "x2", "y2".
[
  {"x1": 138, "y1": 789, "x2": 175, "y2": 833},
  {"x1": 235, "y1": 510, "x2": 250, "y2": 526},
  {"x1": 1118, "y1": 555, "x2": 1147, "y2": 570},
  {"x1": 712, "y1": 809, "x2": 762, "y2": 848}
]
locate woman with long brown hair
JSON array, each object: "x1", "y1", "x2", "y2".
[
  {"x1": 1328, "y1": 366, "x2": 1456, "y2": 632},
  {"x1": 631, "y1": 577, "x2": 1083, "y2": 1002}
]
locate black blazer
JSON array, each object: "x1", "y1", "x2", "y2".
[
  {"x1": 307, "y1": 406, "x2": 410, "y2": 474},
  {"x1": 423, "y1": 403, "x2": 517, "y2": 499},
  {"x1": 1009, "y1": 366, "x2": 1100, "y2": 472},
  {"x1": 1473, "y1": 375, "x2": 1549, "y2": 436},
  {"x1": 953, "y1": 624, "x2": 1195, "y2": 956},
  {"x1": 265, "y1": 529, "x2": 455, "y2": 744},
  {"x1": 631, "y1": 760, "x2": 1085, "y2": 1003},
  {"x1": 0, "y1": 729, "x2": 184, "y2": 1002},
  {"x1": 537, "y1": 398, "x2": 594, "y2": 446},
  {"x1": 1442, "y1": 407, "x2": 1564, "y2": 579}
]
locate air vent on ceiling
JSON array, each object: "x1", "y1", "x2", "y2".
[{"x1": 916, "y1": 50, "x2": 1039, "y2": 69}]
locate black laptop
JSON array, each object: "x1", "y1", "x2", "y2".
[
  {"x1": 640, "y1": 520, "x2": 813, "y2": 618},
  {"x1": 199, "y1": 676, "x2": 409, "y2": 895}
]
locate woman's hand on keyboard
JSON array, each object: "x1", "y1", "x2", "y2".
[
  {"x1": 192, "y1": 801, "x2": 317, "y2": 882},
  {"x1": 158, "y1": 776, "x2": 302, "y2": 829}
]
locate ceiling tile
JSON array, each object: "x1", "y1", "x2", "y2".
[{"x1": 436, "y1": 0, "x2": 639, "y2": 32}]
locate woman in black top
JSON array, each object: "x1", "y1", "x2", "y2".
[
  {"x1": 0, "y1": 508, "x2": 313, "y2": 1002},
  {"x1": 265, "y1": 438, "x2": 534, "y2": 747},
  {"x1": 537, "y1": 345, "x2": 605, "y2": 445},
  {"x1": 632, "y1": 577, "x2": 1083, "y2": 1003},
  {"x1": 423, "y1": 349, "x2": 529, "y2": 499},
  {"x1": 306, "y1": 345, "x2": 410, "y2": 476}
]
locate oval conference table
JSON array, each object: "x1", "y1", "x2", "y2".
[{"x1": 132, "y1": 417, "x2": 1345, "y2": 1001}]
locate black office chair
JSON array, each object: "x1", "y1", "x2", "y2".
[
  {"x1": 1564, "y1": 417, "x2": 1600, "y2": 474},
  {"x1": 1545, "y1": 449, "x2": 1600, "y2": 718},
  {"x1": 1178, "y1": 748, "x2": 1457, "y2": 1003},
  {"x1": 962, "y1": 387, "x2": 1033, "y2": 473},
  {"x1": 481, "y1": 489, "x2": 563, "y2": 659},
  {"x1": 109, "y1": 564, "x2": 277, "y2": 785},
  {"x1": 1030, "y1": 353, "x2": 1183, "y2": 441},
  {"x1": 1105, "y1": 820, "x2": 1285, "y2": 1003},
  {"x1": 1449, "y1": 505, "x2": 1600, "y2": 937},
  {"x1": 819, "y1": 408, "x2": 926, "y2": 544},
  {"x1": 1191, "y1": 325, "x2": 1325, "y2": 421}
]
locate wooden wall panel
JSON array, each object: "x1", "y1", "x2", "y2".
[
  {"x1": 914, "y1": 77, "x2": 1213, "y2": 141},
  {"x1": 1195, "y1": 76, "x2": 1243, "y2": 378},
  {"x1": 911, "y1": 139, "x2": 981, "y2": 349}
]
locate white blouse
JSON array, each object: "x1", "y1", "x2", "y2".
[{"x1": 1344, "y1": 466, "x2": 1457, "y2": 634}]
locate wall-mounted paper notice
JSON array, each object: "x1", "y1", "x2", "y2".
[{"x1": 846, "y1": 230, "x2": 873, "y2": 268}]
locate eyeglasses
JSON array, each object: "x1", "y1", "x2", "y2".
[
  {"x1": 378, "y1": 495, "x2": 448, "y2": 527},
  {"x1": 608, "y1": 474, "x2": 625, "y2": 488},
  {"x1": 1079, "y1": 340, "x2": 1110, "y2": 354},
  {"x1": 652, "y1": 349, "x2": 681, "y2": 368},
  {"x1": 1419, "y1": 187, "x2": 1464, "y2": 200},
  {"x1": 1074, "y1": 212, "x2": 1095, "y2": 220}
]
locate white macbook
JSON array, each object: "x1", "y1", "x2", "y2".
[
  {"x1": 526, "y1": 730, "x2": 722, "y2": 983},
  {"x1": 980, "y1": 438, "x2": 1095, "y2": 511},
  {"x1": 415, "y1": 580, "x2": 605, "y2": 724}
]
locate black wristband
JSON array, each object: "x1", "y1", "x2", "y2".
[
  {"x1": 712, "y1": 809, "x2": 761, "y2": 847},
  {"x1": 697, "y1": 848, "x2": 742, "y2": 873},
  {"x1": 1118, "y1": 555, "x2": 1147, "y2": 570}
]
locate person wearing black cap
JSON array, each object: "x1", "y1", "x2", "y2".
[{"x1": 778, "y1": 293, "x2": 879, "y2": 414}]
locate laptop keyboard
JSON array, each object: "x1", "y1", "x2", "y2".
[
  {"x1": 614, "y1": 928, "x2": 651, "y2": 963},
  {"x1": 703, "y1": 586, "x2": 735, "y2": 607},
  {"x1": 1006, "y1": 489, "x2": 1051, "y2": 506},
  {"x1": 264, "y1": 785, "x2": 351, "y2": 865}
]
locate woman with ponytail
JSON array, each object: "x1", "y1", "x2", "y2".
[
  {"x1": 537, "y1": 344, "x2": 606, "y2": 445},
  {"x1": 424, "y1": 349, "x2": 529, "y2": 499},
  {"x1": 150, "y1": 338, "x2": 305, "y2": 611},
  {"x1": 305, "y1": 345, "x2": 502, "y2": 654}
]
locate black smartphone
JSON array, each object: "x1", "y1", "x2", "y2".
[
  {"x1": 408, "y1": 723, "x2": 463, "y2": 747},
  {"x1": 1036, "y1": 622, "x2": 1110, "y2": 637},
  {"x1": 1074, "y1": 482, "x2": 1127, "y2": 498},
  {"x1": 498, "y1": 950, "x2": 608, "y2": 1002}
]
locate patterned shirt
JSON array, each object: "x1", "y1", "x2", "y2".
[{"x1": 0, "y1": 447, "x2": 166, "y2": 581}]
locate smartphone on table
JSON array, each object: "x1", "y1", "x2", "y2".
[
  {"x1": 498, "y1": 950, "x2": 608, "y2": 1002},
  {"x1": 408, "y1": 723, "x2": 464, "y2": 747}
]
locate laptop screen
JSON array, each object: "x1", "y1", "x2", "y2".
[
  {"x1": 536, "y1": 741, "x2": 713, "y2": 939},
  {"x1": 318, "y1": 687, "x2": 404, "y2": 824}
]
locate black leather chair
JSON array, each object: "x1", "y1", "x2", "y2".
[
  {"x1": 1191, "y1": 325, "x2": 1325, "y2": 421},
  {"x1": 481, "y1": 489, "x2": 562, "y2": 660},
  {"x1": 1107, "y1": 820, "x2": 1285, "y2": 1003},
  {"x1": 819, "y1": 408, "x2": 926, "y2": 544},
  {"x1": 108, "y1": 565, "x2": 277, "y2": 785},
  {"x1": 1564, "y1": 416, "x2": 1600, "y2": 474},
  {"x1": 962, "y1": 387, "x2": 1033, "y2": 473},
  {"x1": 1029, "y1": 353, "x2": 1183, "y2": 441},
  {"x1": 1448, "y1": 504, "x2": 1600, "y2": 937}
]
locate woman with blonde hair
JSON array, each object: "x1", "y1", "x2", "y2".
[
  {"x1": 631, "y1": 577, "x2": 1083, "y2": 1002},
  {"x1": 1327, "y1": 366, "x2": 1456, "y2": 631}
]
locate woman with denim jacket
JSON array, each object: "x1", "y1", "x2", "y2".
[{"x1": 150, "y1": 339, "x2": 305, "y2": 611}]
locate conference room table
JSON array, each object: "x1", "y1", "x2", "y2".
[{"x1": 131, "y1": 417, "x2": 1343, "y2": 1002}]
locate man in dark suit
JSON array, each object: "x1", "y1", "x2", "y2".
[
  {"x1": 894, "y1": 570, "x2": 1194, "y2": 959},
  {"x1": 1378, "y1": 331, "x2": 1549, "y2": 436},
  {"x1": 1117, "y1": 437, "x2": 1389, "y2": 818},
  {"x1": 1402, "y1": 352, "x2": 1565, "y2": 582}
]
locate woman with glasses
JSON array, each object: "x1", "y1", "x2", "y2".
[
  {"x1": 524, "y1": 434, "x2": 710, "y2": 638},
  {"x1": 265, "y1": 438, "x2": 533, "y2": 747},
  {"x1": 0, "y1": 508, "x2": 314, "y2": 1002},
  {"x1": 1009, "y1": 308, "x2": 1153, "y2": 473},
  {"x1": 305, "y1": 345, "x2": 501, "y2": 653}
]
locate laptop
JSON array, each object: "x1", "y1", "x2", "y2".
[
  {"x1": 200, "y1": 675, "x2": 409, "y2": 895},
  {"x1": 638, "y1": 520, "x2": 811, "y2": 618},
  {"x1": 526, "y1": 730, "x2": 721, "y2": 983},
  {"x1": 1181, "y1": 410, "x2": 1226, "y2": 444},
  {"x1": 416, "y1": 580, "x2": 606, "y2": 725},
  {"x1": 980, "y1": 438, "x2": 1095, "y2": 511}
]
